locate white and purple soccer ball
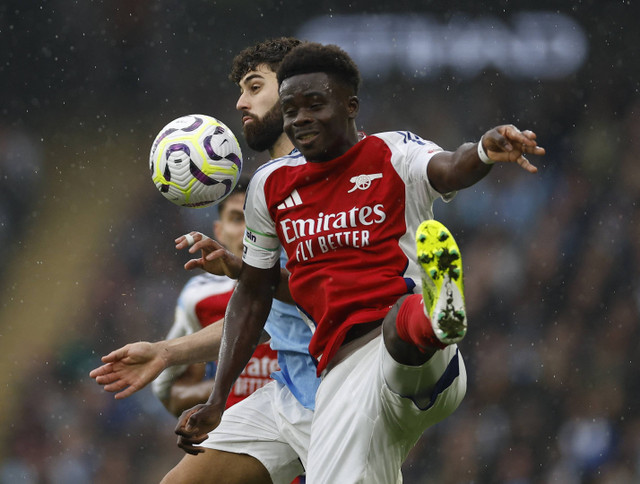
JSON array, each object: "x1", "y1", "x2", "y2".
[{"x1": 149, "y1": 114, "x2": 243, "y2": 208}]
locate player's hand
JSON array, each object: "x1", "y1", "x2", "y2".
[
  {"x1": 89, "y1": 342, "x2": 166, "y2": 399},
  {"x1": 174, "y1": 403, "x2": 223, "y2": 455},
  {"x1": 176, "y1": 231, "x2": 242, "y2": 279},
  {"x1": 481, "y1": 125, "x2": 546, "y2": 173}
]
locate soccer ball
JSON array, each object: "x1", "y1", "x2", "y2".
[{"x1": 149, "y1": 114, "x2": 243, "y2": 208}]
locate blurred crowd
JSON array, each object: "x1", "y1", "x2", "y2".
[{"x1": 1, "y1": 2, "x2": 639, "y2": 482}]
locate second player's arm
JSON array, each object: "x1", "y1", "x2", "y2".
[
  {"x1": 90, "y1": 321, "x2": 224, "y2": 399},
  {"x1": 158, "y1": 320, "x2": 224, "y2": 366}
]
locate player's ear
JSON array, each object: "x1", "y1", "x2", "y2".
[{"x1": 347, "y1": 96, "x2": 359, "y2": 119}]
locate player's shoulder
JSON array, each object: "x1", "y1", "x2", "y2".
[
  {"x1": 371, "y1": 131, "x2": 442, "y2": 154},
  {"x1": 252, "y1": 150, "x2": 306, "y2": 181},
  {"x1": 372, "y1": 130, "x2": 426, "y2": 144}
]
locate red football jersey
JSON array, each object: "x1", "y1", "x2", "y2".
[{"x1": 243, "y1": 132, "x2": 446, "y2": 374}]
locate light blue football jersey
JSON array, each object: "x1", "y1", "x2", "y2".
[{"x1": 264, "y1": 249, "x2": 320, "y2": 410}]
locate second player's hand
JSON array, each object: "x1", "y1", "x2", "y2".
[
  {"x1": 175, "y1": 231, "x2": 242, "y2": 279},
  {"x1": 175, "y1": 403, "x2": 223, "y2": 455},
  {"x1": 89, "y1": 341, "x2": 166, "y2": 399},
  {"x1": 482, "y1": 124, "x2": 546, "y2": 173}
]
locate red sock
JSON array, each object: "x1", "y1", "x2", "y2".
[{"x1": 395, "y1": 294, "x2": 446, "y2": 351}]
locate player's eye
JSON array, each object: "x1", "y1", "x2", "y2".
[{"x1": 283, "y1": 107, "x2": 297, "y2": 117}]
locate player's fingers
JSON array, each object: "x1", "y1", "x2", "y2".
[
  {"x1": 177, "y1": 439, "x2": 206, "y2": 455},
  {"x1": 93, "y1": 372, "x2": 121, "y2": 385},
  {"x1": 204, "y1": 248, "x2": 228, "y2": 261},
  {"x1": 176, "y1": 428, "x2": 209, "y2": 452},
  {"x1": 189, "y1": 236, "x2": 215, "y2": 254},
  {"x1": 100, "y1": 345, "x2": 130, "y2": 363},
  {"x1": 114, "y1": 385, "x2": 141, "y2": 399},
  {"x1": 175, "y1": 236, "x2": 189, "y2": 249},
  {"x1": 184, "y1": 259, "x2": 205, "y2": 271},
  {"x1": 176, "y1": 231, "x2": 205, "y2": 249},
  {"x1": 497, "y1": 125, "x2": 533, "y2": 150},
  {"x1": 178, "y1": 430, "x2": 209, "y2": 442},
  {"x1": 89, "y1": 363, "x2": 112, "y2": 378},
  {"x1": 508, "y1": 126, "x2": 540, "y2": 148},
  {"x1": 516, "y1": 155, "x2": 538, "y2": 174},
  {"x1": 175, "y1": 408, "x2": 200, "y2": 433},
  {"x1": 530, "y1": 145, "x2": 546, "y2": 156},
  {"x1": 103, "y1": 379, "x2": 130, "y2": 393}
]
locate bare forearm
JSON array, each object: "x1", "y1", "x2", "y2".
[
  {"x1": 429, "y1": 142, "x2": 492, "y2": 194},
  {"x1": 161, "y1": 321, "x2": 224, "y2": 367}
]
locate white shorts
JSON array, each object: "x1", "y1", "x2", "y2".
[
  {"x1": 199, "y1": 380, "x2": 313, "y2": 484},
  {"x1": 307, "y1": 335, "x2": 466, "y2": 484}
]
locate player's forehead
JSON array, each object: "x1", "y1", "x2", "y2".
[
  {"x1": 238, "y1": 63, "x2": 277, "y2": 87},
  {"x1": 279, "y1": 72, "x2": 333, "y2": 101}
]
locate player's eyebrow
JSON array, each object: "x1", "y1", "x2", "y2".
[
  {"x1": 240, "y1": 73, "x2": 265, "y2": 86},
  {"x1": 280, "y1": 90, "x2": 326, "y2": 104}
]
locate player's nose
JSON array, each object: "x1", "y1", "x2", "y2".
[{"x1": 236, "y1": 92, "x2": 250, "y2": 112}]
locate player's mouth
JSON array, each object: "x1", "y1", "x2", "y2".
[
  {"x1": 295, "y1": 131, "x2": 318, "y2": 147},
  {"x1": 241, "y1": 114, "x2": 256, "y2": 125}
]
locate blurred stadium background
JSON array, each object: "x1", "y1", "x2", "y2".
[{"x1": 1, "y1": 1, "x2": 639, "y2": 482}]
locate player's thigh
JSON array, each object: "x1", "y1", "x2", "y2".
[{"x1": 161, "y1": 448, "x2": 272, "y2": 484}]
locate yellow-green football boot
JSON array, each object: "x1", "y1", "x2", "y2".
[{"x1": 416, "y1": 220, "x2": 467, "y2": 344}]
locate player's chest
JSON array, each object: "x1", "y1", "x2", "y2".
[
  {"x1": 272, "y1": 151, "x2": 405, "y2": 215},
  {"x1": 268, "y1": 157, "x2": 406, "y2": 258}
]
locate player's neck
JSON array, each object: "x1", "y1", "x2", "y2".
[{"x1": 268, "y1": 133, "x2": 295, "y2": 159}]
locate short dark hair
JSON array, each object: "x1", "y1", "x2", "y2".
[
  {"x1": 277, "y1": 42, "x2": 361, "y2": 95},
  {"x1": 229, "y1": 37, "x2": 302, "y2": 84}
]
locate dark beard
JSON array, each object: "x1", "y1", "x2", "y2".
[{"x1": 243, "y1": 104, "x2": 284, "y2": 153}]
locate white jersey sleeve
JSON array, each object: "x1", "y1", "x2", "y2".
[
  {"x1": 374, "y1": 131, "x2": 455, "y2": 202},
  {"x1": 243, "y1": 164, "x2": 282, "y2": 269},
  {"x1": 373, "y1": 131, "x2": 455, "y2": 286}
]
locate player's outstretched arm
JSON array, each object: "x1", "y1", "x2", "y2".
[
  {"x1": 90, "y1": 321, "x2": 225, "y2": 399},
  {"x1": 427, "y1": 124, "x2": 545, "y2": 194}
]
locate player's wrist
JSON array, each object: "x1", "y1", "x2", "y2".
[
  {"x1": 477, "y1": 136, "x2": 495, "y2": 165},
  {"x1": 206, "y1": 394, "x2": 228, "y2": 411},
  {"x1": 157, "y1": 339, "x2": 175, "y2": 368}
]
